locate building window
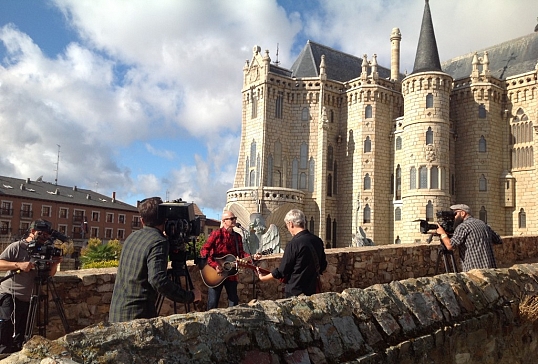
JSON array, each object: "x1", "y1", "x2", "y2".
[
  {"x1": 519, "y1": 208, "x2": 526, "y2": 228},
  {"x1": 299, "y1": 172, "x2": 307, "y2": 190},
  {"x1": 118, "y1": 214, "x2": 125, "y2": 224},
  {"x1": 426, "y1": 127, "x2": 433, "y2": 145},
  {"x1": 249, "y1": 170, "x2": 256, "y2": 187},
  {"x1": 1, "y1": 201, "x2": 13, "y2": 216},
  {"x1": 118, "y1": 229, "x2": 125, "y2": 239},
  {"x1": 327, "y1": 174, "x2": 332, "y2": 197},
  {"x1": 300, "y1": 143, "x2": 308, "y2": 169},
  {"x1": 419, "y1": 166, "x2": 428, "y2": 189},
  {"x1": 301, "y1": 107, "x2": 309, "y2": 121},
  {"x1": 105, "y1": 228, "x2": 113, "y2": 239},
  {"x1": 395, "y1": 207, "x2": 401, "y2": 221},
  {"x1": 58, "y1": 225, "x2": 67, "y2": 235},
  {"x1": 275, "y1": 92, "x2": 283, "y2": 118},
  {"x1": 0, "y1": 221, "x2": 10, "y2": 235},
  {"x1": 274, "y1": 141, "x2": 282, "y2": 167},
  {"x1": 327, "y1": 146, "x2": 333, "y2": 171},
  {"x1": 364, "y1": 136, "x2": 371, "y2": 153},
  {"x1": 20, "y1": 203, "x2": 32, "y2": 219},
  {"x1": 292, "y1": 159, "x2": 298, "y2": 189},
  {"x1": 250, "y1": 140, "x2": 256, "y2": 167},
  {"x1": 19, "y1": 222, "x2": 30, "y2": 236},
  {"x1": 479, "y1": 136, "x2": 487, "y2": 152},
  {"x1": 395, "y1": 136, "x2": 402, "y2": 150},
  {"x1": 91, "y1": 227, "x2": 98, "y2": 238},
  {"x1": 309, "y1": 158, "x2": 315, "y2": 192},
  {"x1": 42, "y1": 206, "x2": 51, "y2": 217},
  {"x1": 106, "y1": 213, "x2": 114, "y2": 223},
  {"x1": 251, "y1": 94, "x2": 257, "y2": 118},
  {"x1": 395, "y1": 166, "x2": 401, "y2": 200},
  {"x1": 426, "y1": 93, "x2": 433, "y2": 108},
  {"x1": 479, "y1": 174, "x2": 487, "y2": 191},
  {"x1": 59, "y1": 208, "x2": 68, "y2": 219},
  {"x1": 478, "y1": 104, "x2": 486, "y2": 118},
  {"x1": 479, "y1": 206, "x2": 487, "y2": 223},
  {"x1": 267, "y1": 154, "x2": 273, "y2": 186},
  {"x1": 365, "y1": 105, "x2": 372, "y2": 119},
  {"x1": 333, "y1": 162, "x2": 338, "y2": 195},
  {"x1": 426, "y1": 201, "x2": 434, "y2": 221},
  {"x1": 410, "y1": 166, "x2": 417, "y2": 189},
  {"x1": 92, "y1": 211, "x2": 100, "y2": 222},
  {"x1": 430, "y1": 166, "x2": 439, "y2": 189},
  {"x1": 363, "y1": 204, "x2": 371, "y2": 223},
  {"x1": 74, "y1": 210, "x2": 85, "y2": 224},
  {"x1": 364, "y1": 173, "x2": 371, "y2": 190}
]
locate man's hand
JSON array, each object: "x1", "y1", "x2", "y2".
[
  {"x1": 436, "y1": 223, "x2": 446, "y2": 236},
  {"x1": 215, "y1": 265, "x2": 224, "y2": 275},
  {"x1": 15, "y1": 261, "x2": 34, "y2": 272},
  {"x1": 253, "y1": 253, "x2": 262, "y2": 260},
  {"x1": 192, "y1": 288, "x2": 202, "y2": 302},
  {"x1": 51, "y1": 256, "x2": 63, "y2": 265}
]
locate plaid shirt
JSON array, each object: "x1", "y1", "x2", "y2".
[
  {"x1": 450, "y1": 216, "x2": 500, "y2": 271},
  {"x1": 109, "y1": 226, "x2": 194, "y2": 322},
  {"x1": 200, "y1": 227, "x2": 247, "y2": 282}
]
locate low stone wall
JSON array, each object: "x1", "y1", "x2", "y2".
[
  {"x1": 3, "y1": 263, "x2": 538, "y2": 363},
  {"x1": 11, "y1": 236, "x2": 538, "y2": 343}
]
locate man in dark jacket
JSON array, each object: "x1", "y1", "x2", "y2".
[{"x1": 258, "y1": 209, "x2": 327, "y2": 297}]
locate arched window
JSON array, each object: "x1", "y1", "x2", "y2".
[
  {"x1": 299, "y1": 172, "x2": 307, "y2": 190},
  {"x1": 426, "y1": 93, "x2": 433, "y2": 108},
  {"x1": 274, "y1": 141, "x2": 282, "y2": 167},
  {"x1": 333, "y1": 162, "x2": 338, "y2": 195},
  {"x1": 275, "y1": 92, "x2": 283, "y2": 118},
  {"x1": 426, "y1": 200, "x2": 434, "y2": 222},
  {"x1": 364, "y1": 136, "x2": 371, "y2": 153},
  {"x1": 519, "y1": 208, "x2": 526, "y2": 228},
  {"x1": 309, "y1": 217, "x2": 315, "y2": 232},
  {"x1": 419, "y1": 166, "x2": 428, "y2": 189},
  {"x1": 301, "y1": 107, "x2": 309, "y2": 121},
  {"x1": 249, "y1": 170, "x2": 256, "y2": 187},
  {"x1": 256, "y1": 155, "x2": 260, "y2": 186},
  {"x1": 426, "y1": 127, "x2": 433, "y2": 145},
  {"x1": 327, "y1": 174, "x2": 333, "y2": 196},
  {"x1": 292, "y1": 159, "x2": 298, "y2": 189},
  {"x1": 478, "y1": 104, "x2": 486, "y2": 118},
  {"x1": 479, "y1": 174, "x2": 487, "y2": 191},
  {"x1": 363, "y1": 204, "x2": 371, "y2": 223},
  {"x1": 430, "y1": 166, "x2": 439, "y2": 189},
  {"x1": 245, "y1": 157, "x2": 250, "y2": 186},
  {"x1": 364, "y1": 173, "x2": 371, "y2": 190},
  {"x1": 330, "y1": 110, "x2": 334, "y2": 123},
  {"x1": 479, "y1": 136, "x2": 487, "y2": 152},
  {"x1": 308, "y1": 158, "x2": 315, "y2": 192},
  {"x1": 396, "y1": 165, "x2": 401, "y2": 200},
  {"x1": 267, "y1": 154, "x2": 273, "y2": 186},
  {"x1": 365, "y1": 105, "x2": 372, "y2": 119},
  {"x1": 300, "y1": 143, "x2": 308, "y2": 169},
  {"x1": 250, "y1": 140, "x2": 256, "y2": 167},
  {"x1": 327, "y1": 146, "x2": 334, "y2": 171},
  {"x1": 325, "y1": 215, "x2": 332, "y2": 240},
  {"x1": 395, "y1": 207, "x2": 401, "y2": 221},
  {"x1": 479, "y1": 206, "x2": 487, "y2": 223},
  {"x1": 410, "y1": 166, "x2": 417, "y2": 189},
  {"x1": 251, "y1": 94, "x2": 257, "y2": 118},
  {"x1": 395, "y1": 136, "x2": 402, "y2": 150}
]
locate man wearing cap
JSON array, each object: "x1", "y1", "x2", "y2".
[
  {"x1": 0, "y1": 219, "x2": 62, "y2": 353},
  {"x1": 436, "y1": 204, "x2": 501, "y2": 271}
]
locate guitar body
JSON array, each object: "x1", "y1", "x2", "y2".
[{"x1": 200, "y1": 253, "x2": 273, "y2": 288}]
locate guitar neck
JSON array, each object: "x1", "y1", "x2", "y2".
[{"x1": 237, "y1": 259, "x2": 271, "y2": 275}]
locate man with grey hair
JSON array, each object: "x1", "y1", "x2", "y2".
[
  {"x1": 258, "y1": 209, "x2": 327, "y2": 297},
  {"x1": 436, "y1": 204, "x2": 501, "y2": 271}
]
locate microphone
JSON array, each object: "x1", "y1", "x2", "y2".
[{"x1": 235, "y1": 223, "x2": 248, "y2": 232}]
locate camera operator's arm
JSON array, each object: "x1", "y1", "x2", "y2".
[
  {"x1": 0, "y1": 259, "x2": 34, "y2": 272},
  {"x1": 436, "y1": 225, "x2": 453, "y2": 250},
  {"x1": 48, "y1": 256, "x2": 63, "y2": 276}
]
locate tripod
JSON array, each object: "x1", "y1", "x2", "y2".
[
  {"x1": 155, "y1": 258, "x2": 195, "y2": 315},
  {"x1": 434, "y1": 244, "x2": 458, "y2": 274},
  {"x1": 24, "y1": 265, "x2": 71, "y2": 343}
]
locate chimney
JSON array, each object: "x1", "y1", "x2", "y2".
[
  {"x1": 73, "y1": 186, "x2": 78, "y2": 191},
  {"x1": 26, "y1": 178, "x2": 31, "y2": 184},
  {"x1": 86, "y1": 194, "x2": 91, "y2": 200},
  {"x1": 55, "y1": 188, "x2": 60, "y2": 195},
  {"x1": 112, "y1": 192, "x2": 116, "y2": 202},
  {"x1": 20, "y1": 184, "x2": 26, "y2": 191}
]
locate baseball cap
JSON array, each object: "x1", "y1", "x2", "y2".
[
  {"x1": 450, "y1": 204, "x2": 471, "y2": 214},
  {"x1": 30, "y1": 219, "x2": 52, "y2": 232}
]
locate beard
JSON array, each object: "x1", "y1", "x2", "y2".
[{"x1": 453, "y1": 216, "x2": 464, "y2": 229}]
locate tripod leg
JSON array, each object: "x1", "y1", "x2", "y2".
[
  {"x1": 24, "y1": 281, "x2": 42, "y2": 343},
  {"x1": 47, "y1": 278, "x2": 71, "y2": 334}
]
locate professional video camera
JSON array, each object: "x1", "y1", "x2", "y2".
[
  {"x1": 419, "y1": 210, "x2": 456, "y2": 236},
  {"x1": 158, "y1": 199, "x2": 202, "y2": 263},
  {"x1": 27, "y1": 222, "x2": 69, "y2": 272}
]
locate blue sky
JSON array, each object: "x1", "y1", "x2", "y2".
[{"x1": 0, "y1": 0, "x2": 536, "y2": 219}]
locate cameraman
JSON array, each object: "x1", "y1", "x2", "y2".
[
  {"x1": 109, "y1": 197, "x2": 201, "y2": 323},
  {"x1": 436, "y1": 204, "x2": 501, "y2": 271},
  {"x1": 0, "y1": 219, "x2": 62, "y2": 353}
]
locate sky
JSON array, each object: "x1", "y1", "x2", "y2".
[{"x1": 0, "y1": 0, "x2": 536, "y2": 220}]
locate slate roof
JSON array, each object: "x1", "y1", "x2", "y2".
[
  {"x1": 442, "y1": 31, "x2": 538, "y2": 80},
  {"x1": 0, "y1": 175, "x2": 138, "y2": 212},
  {"x1": 289, "y1": 40, "x2": 392, "y2": 82},
  {"x1": 411, "y1": 0, "x2": 442, "y2": 74}
]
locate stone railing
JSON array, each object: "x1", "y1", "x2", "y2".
[{"x1": 16, "y1": 235, "x2": 538, "y2": 343}]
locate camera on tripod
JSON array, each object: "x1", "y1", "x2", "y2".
[
  {"x1": 27, "y1": 222, "x2": 68, "y2": 272},
  {"x1": 418, "y1": 210, "x2": 456, "y2": 236},
  {"x1": 158, "y1": 199, "x2": 202, "y2": 264}
]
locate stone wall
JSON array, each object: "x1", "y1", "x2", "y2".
[
  {"x1": 3, "y1": 260, "x2": 538, "y2": 362},
  {"x1": 16, "y1": 235, "x2": 538, "y2": 343}
]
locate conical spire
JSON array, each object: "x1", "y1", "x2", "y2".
[{"x1": 411, "y1": 0, "x2": 442, "y2": 74}]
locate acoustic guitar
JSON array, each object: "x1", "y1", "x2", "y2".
[{"x1": 200, "y1": 252, "x2": 272, "y2": 288}]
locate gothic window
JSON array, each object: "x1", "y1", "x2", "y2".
[
  {"x1": 301, "y1": 107, "x2": 309, "y2": 121},
  {"x1": 364, "y1": 136, "x2": 371, "y2": 153},
  {"x1": 419, "y1": 166, "x2": 428, "y2": 189},
  {"x1": 519, "y1": 208, "x2": 526, "y2": 228},
  {"x1": 300, "y1": 143, "x2": 308, "y2": 169},
  {"x1": 330, "y1": 110, "x2": 334, "y2": 123},
  {"x1": 364, "y1": 173, "x2": 371, "y2": 190},
  {"x1": 430, "y1": 166, "x2": 439, "y2": 189},
  {"x1": 274, "y1": 141, "x2": 282, "y2": 167},
  {"x1": 327, "y1": 146, "x2": 334, "y2": 171},
  {"x1": 275, "y1": 92, "x2": 283, "y2": 118},
  {"x1": 478, "y1": 104, "x2": 486, "y2": 118},
  {"x1": 426, "y1": 93, "x2": 433, "y2": 108},
  {"x1": 250, "y1": 140, "x2": 256, "y2": 167},
  {"x1": 426, "y1": 200, "x2": 434, "y2": 222},
  {"x1": 245, "y1": 157, "x2": 249, "y2": 186},
  {"x1": 249, "y1": 170, "x2": 255, "y2": 187},
  {"x1": 309, "y1": 217, "x2": 315, "y2": 232},
  {"x1": 332, "y1": 219, "x2": 337, "y2": 248},
  {"x1": 479, "y1": 206, "x2": 487, "y2": 223},
  {"x1": 395, "y1": 136, "x2": 402, "y2": 150},
  {"x1": 251, "y1": 93, "x2": 257, "y2": 118},
  {"x1": 365, "y1": 105, "x2": 372, "y2": 119},
  {"x1": 410, "y1": 166, "x2": 417, "y2": 189},
  {"x1": 299, "y1": 172, "x2": 307, "y2": 190},
  {"x1": 267, "y1": 155, "x2": 273, "y2": 186},
  {"x1": 395, "y1": 207, "x2": 401, "y2": 221},
  {"x1": 451, "y1": 173, "x2": 455, "y2": 195},
  {"x1": 256, "y1": 154, "x2": 260, "y2": 186},
  {"x1": 391, "y1": 173, "x2": 394, "y2": 194},
  {"x1": 274, "y1": 170, "x2": 282, "y2": 187},
  {"x1": 363, "y1": 204, "x2": 371, "y2": 223},
  {"x1": 308, "y1": 158, "x2": 315, "y2": 192},
  {"x1": 292, "y1": 159, "x2": 298, "y2": 189},
  {"x1": 479, "y1": 174, "x2": 487, "y2": 191},
  {"x1": 395, "y1": 165, "x2": 401, "y2": 200},
  {"x1": 325, "y1": 215, "x2": 332, "y2": 240},
  {"x1": 333, "y1": 162, "x2": 338, "y2": 195},
  {"x1": 479, "y1": 136, "x2": 487, "y2": 152},
  {"x1": 426, "y1": 127, "x2": 433, "y2": 145}
]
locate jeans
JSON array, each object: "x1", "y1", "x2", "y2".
[
  {"x1": 0, "y1": 294, "x2": 29, "y2": 354},
  {"x1": 207, "y1": 280, "x2": 239, "y2": 310}
]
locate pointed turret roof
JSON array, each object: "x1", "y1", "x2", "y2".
[{"x1": 411, "y1": 0, "x2": 442, "y2": 74}]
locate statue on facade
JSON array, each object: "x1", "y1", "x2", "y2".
[
  {"x1": 352, "y1": 227, "x2": 375, "y2": 247},
  {"x1": 248, "y1": 214, "x2": 281, "y2": 253}
]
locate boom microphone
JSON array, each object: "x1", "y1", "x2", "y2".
[{"x1": 235, "y1": 223, "x2": 248, "y2": 232}]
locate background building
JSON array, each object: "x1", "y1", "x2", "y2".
[{"x1": 226, "y1": 1, "x2": 538, "y2": 247}]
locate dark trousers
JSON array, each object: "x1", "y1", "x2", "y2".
[
  {"x1": 207, "y1": 280, "x2": 239, "y2": 310},
  {"x1": 0, "y1": 294, "x2": 30, "y2": 354}
]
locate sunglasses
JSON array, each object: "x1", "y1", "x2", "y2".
[{"x1": 224, "y1": 217, "x2": 237, "y2": 221}]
